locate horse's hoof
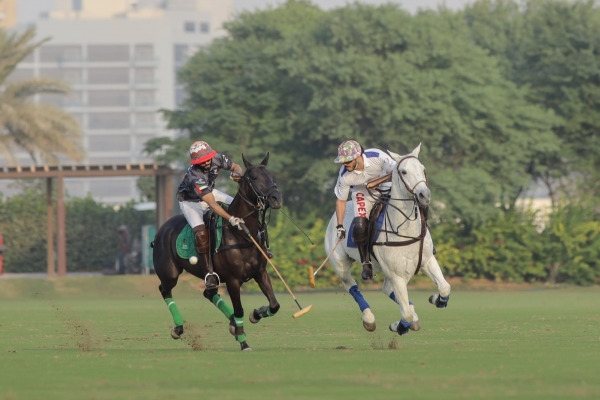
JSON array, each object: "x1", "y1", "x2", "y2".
[
  {"x1": 429, "y1": 294, "x2": 449, "y2": 308},
  {"x1": 240, "y1": 342, "x2": 252, "y2": 351},
  {"x1": 171, "y1": 325, "x2": 183, "y2": 340},
  {"x1": 362, "y1": 308, "x2": 376, "y2": 332},
  {"x1": 389, "y1": 320, "x2": 412, "y2": 335},
  {"x1": 410, "y1": 321, "x2": 421, "y2": 331},
  {"x1": 363, "y1": 321, "x2": 376, "y2": 332},
  {"x1": 249, "y1": 311, "x2": 259, "y2": 324}
]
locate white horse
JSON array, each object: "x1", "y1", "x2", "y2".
[{"x1": 324, "y1": 143, "x2": 451, "y2": 334}]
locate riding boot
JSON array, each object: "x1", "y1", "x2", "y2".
[
  {"x1": 193, "y1": 225, "x2": 219, "y2": 290},
  {"x1": 352, "y1": 217, "x2": 373, "y2": 280}
]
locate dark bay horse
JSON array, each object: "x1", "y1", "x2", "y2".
[{"x1": 153, "y1": 153, "x2": 282, "y2": 351}]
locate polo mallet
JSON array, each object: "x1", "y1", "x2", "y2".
[
  {"x1": 241, "y1": 224, "x2": 313, "y2": 319},
  {"x1": 308, "y1": 238, "x2": 343, "y2": 288}
]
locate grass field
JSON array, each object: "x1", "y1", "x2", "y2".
[{"x1": 0, "y1": 275, "x2": 599, "y2": 400}]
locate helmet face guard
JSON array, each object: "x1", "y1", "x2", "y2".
[
  {"x1": 190, "y1": 141, "x2": 216, "y2": 165},
  {"x1": 334, "y1": 140, "x2": 362, "y2": 163}
]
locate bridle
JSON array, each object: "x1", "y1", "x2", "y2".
[
  {"x1": 396, "y1": 155, "x2": 428, "y2": 202},
  {"x1": 233, "y1": 166, "x2": 280, "y2": 253},
  {"x1": 237, "y1": 166, "x2": 279, "y2": 213},
  {"x1": 372, "y1": 154, "x2": 429, "y2": 272}
]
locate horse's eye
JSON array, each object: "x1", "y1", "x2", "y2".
[{"x1": 401, "y1": 170, "x2": 407, "y2": 175}]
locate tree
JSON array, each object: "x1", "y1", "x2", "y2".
[
  {"x1": 151, "y1": 1, "x2": 557, "y2": 231},
  {"x1": 463, "y1": 0, "x2": 600, "y2": 205},
  {"x1": 0, "y1": 27, "x2": 84, "y2": 164}
]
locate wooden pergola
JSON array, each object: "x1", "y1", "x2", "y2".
[{"x1": 0, "y1": 163, "x2": 178, "y2": 277}]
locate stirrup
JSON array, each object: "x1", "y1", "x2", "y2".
[
  {"x1": 204, "y1": 272, "x2": 220, "y2": 290},
  {"x1": 361, "y1": 262, "x2": 373, "y2": 280}
]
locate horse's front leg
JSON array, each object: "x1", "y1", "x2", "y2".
[
  {"x1": 249, "y1": 268, "x2": 280, "y2": 324},
  {"x1": 381, "y1": 278, "x2": 420, "y2": 332},
  {"x1": 386, "y1": 275, "x2": 416, "y2": 335},
  {"x1": 224, "y1": 280, "x2": 251, "y2": 351}
]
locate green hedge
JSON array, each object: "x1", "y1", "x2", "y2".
[
  {"x1": 1, "y1": 183, "x2": 598, "y2": 285},
  {"x1": 0, "y1": 182, "x2": 153, "y2": 273}
]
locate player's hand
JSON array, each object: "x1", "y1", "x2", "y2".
[
  {"x1": 229, "y1": 216, "x2": 244, "y2": 230},
  {"x1": 336, "y1": 224, "x2": 346, "y2": 240}
]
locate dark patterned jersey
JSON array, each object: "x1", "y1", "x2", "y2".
[{"x1": 176, "y1": 153, "x2": 234, "y2": 202}]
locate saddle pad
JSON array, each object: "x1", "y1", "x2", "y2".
[
  {"x1": 346, "y1": 207, "x2": 386, "y2": 248},
  {"x1": 176, "y1": 224, "x2": 197, "y2": 259},
  {"x1": 175, "y1": 218, "x2": 225, "y2": 259}
]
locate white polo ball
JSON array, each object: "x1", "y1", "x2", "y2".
[{"x1": 189, "y1": 256, "x2": 198, "y2": 265}]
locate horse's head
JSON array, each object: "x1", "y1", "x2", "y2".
[
  {"x1": 387, "y1": 143, "x2": 431, "y2": 208},
  {"x1": 240, "y1": 153, "x2": 282, "y2": 209}
]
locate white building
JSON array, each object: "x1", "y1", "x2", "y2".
[{"x1": 2, "y1": 0, "x2": 233, "y2": 204}]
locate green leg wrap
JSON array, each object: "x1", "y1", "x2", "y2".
[
  {"x1": 165, "y1": 298, "x2": 184, "y2": 326},
  {"x1": 234, "y1": 316, "x2": 246, "y2": 343},
  {"x1": 211, "y1": 294, "x2": 234, "y2": 319}
]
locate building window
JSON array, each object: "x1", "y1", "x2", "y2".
[
  {"x1": 40, "y1": 68, "x2": 82, "y2": 84},
  {"x1": 184, "y1": 21, "x2": 195, "y2": 33},
  {"x1": 135, "y1": 113, "x2": 156, "y2": 129},
  {"x1": 134, "y1": 90, "x2": 155, "y2": 106},
  {"x1": 88, "y1": 136, "x2": 131, "y2": 152},
  {"x1": 40, "y1": 45, "x2": 82, "y2": 62},
  {"x1": 73, "y1": 0, "x2": 82, "y2": 12},
  {"x1": 88, "y1": 68, "x2": 129, "y2": 84},
  {"x1": 88, "y1": 112, "x2": 130, "y2": 129},
  {"x1": 134, "y1": 68, "x2": 154, "y2": 84},
  {"x1": 88, "y1": 44, "x2": 129, "y2": 62},
  {"x1": 88, "y1": 90, "x2": 130, "y2": 107},
  {"x1": 134, "y1": 44, "x2": 154, "y2": 61},
  {"x1": 199, "y1": 22, "x2": 210, "y2": 33}
]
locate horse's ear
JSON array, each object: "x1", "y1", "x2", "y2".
[
  {"x1": 387, "y1": 149, "x2": 401, "y2": 162},
  {"x1": 261, "y1": 152, "x2": 270, "y2": 166},
  {"x1": 242, "y1": 154, "x2": 253, "y2": 169},
  {"x1": 412, "y1": 143, "x2": 421, "y2": 158}
]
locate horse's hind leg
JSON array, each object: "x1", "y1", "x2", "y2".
[
  {"x1": 421, "y1": 257, "x2": 451, "y2": 308},
  {"x1": 332, "y1": 255, "x2": 375, "y2": 332},
  {"x1": 159, "y1": 281, "x2": 184, "y2": 339}
]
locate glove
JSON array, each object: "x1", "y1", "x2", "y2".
[
  {"x1": 229, "y1": 216, "x2": 244, "y2": 230},
  {"x1": 336, "y1": 224, "x2": 346, "y2": 240},
  {"x1": 230, "y1": 172, "x2": 241, "y2": 181}
]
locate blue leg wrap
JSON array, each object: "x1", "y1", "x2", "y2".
[{"x1": 349, "y1": 285, "x2": 370, "y2": 311}]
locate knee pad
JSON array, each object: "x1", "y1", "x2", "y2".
[
  {"x1": 193, "y1": 225, "x2": 209, "y2": 253},
  {"x1": 352, "y1": 217, "x2": 369, "y2": 245}
]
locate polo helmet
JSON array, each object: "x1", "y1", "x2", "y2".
[
  {"x1": 189, "y1": 141, "x2": 216, "y2": 165},
  {"x1": 334, "y1": 139, "x2": 362, "y2": 163}
]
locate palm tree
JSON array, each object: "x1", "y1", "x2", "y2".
[{"x1": 0, "y1": 27, "x2": 84, "y2": 165}]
